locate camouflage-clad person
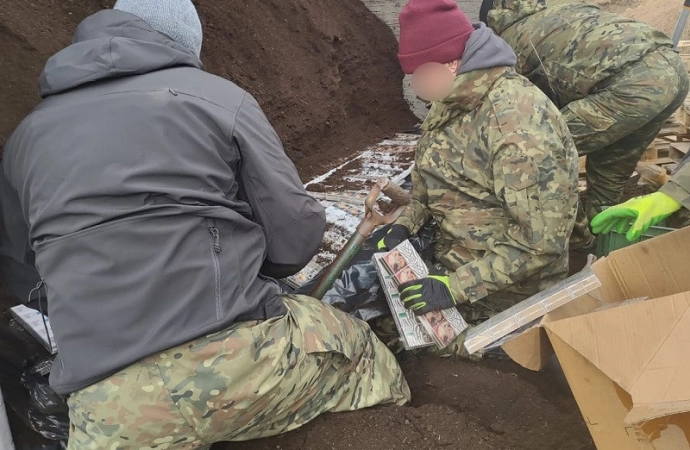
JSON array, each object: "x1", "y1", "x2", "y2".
[
  {"x1": 378, "y1": 0, "x2": 578, "y2": 356},
  {"x1": 481, "y1": 0, "x2": 690, "y2": 222},
  {"x1": 663, "y1": 156, "x2": 690, "y2": 210}
]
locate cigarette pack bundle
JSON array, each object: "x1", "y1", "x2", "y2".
[
  {"x1": 283, "y1": 260, "x2": 323, "y2": 290},
  {"x1": 463, "y1": 266, "x2": 601, "y2": 355},
  {"x1": 10, "y1": 304, "x2": 58, "y2": 354},
  {"x1": 373, "y1": 240, "x2": 467, "y2": 350}
]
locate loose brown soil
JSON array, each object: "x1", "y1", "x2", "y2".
[
  {"x1": 219, "y1": 357, "x2": 594, "y2": 450},
  {"x1": 0, "y1": 0, "x2": 417, "y2": 179}
]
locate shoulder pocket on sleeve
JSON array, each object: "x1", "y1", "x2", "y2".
[{"x1": 501, "y1": 156, "x2": 545, "y2": 245}]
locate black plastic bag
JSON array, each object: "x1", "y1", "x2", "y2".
[
  {"x1": 301, "y1": 226, "x2": 391, "y2": 321},
  {"x1": 19, "y1": 367, "x2": 69, "y2": 442},
  {"x1": 21, "y1": 371, "x2": 69, "y2": 441},
  {"x1": 0, "y1": 321, "x2": 69, "y2": 443},
  {"x1": 294, "y1": 220, "x2": 437, "y2": 322},
  {"x1": 23, "y1": 445, "x2": 67, "y2": 450}
]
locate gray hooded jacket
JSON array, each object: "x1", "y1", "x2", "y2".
[
  {"x1": 458, "y1": 23, "x2": 517, "y2": 74},
  {"x1": 1, "y1": 10, "x2": 326, "y2": 394}
]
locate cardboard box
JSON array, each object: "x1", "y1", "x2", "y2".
[{"x1": 502, "y1": 227, "x2": 690, "y2": 450}]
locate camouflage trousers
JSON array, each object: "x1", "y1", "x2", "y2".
[
  {"x1": 66, "y1": 295, "x2": 410, "y2": 450},
  {"x1": 562, "y1": 47, "x2": 690, "y2": 220}
]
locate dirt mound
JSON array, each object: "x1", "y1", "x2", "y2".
[
  {"x1": 0, "y1": 0, "x2": 416, "y2": 179},
  {"x1": 221, "y1": 356, "x2": 594, "y2": 450},
  {"x1": 580, "y1": 0, "x2": 688, "y2": 40},
  {"x1": 624, "y1": 0, "x2": 689, "y2": 41},
  {"x1": 551, "y1": 0, "x2": 688, "y2": 40}
]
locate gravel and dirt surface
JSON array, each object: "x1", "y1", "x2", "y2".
[
  {"x1": 0, "y1": 0, "x2": 674, "y2": 449},
  {"x1": 220, "y1": 357, "x2": 594, "y2": 450},
  {"x1": 0, "y1": 0, "x2": 417, "y2": 179},
  {"x1": 551, "y1": 0, "x2": 689, "y2": 41}
]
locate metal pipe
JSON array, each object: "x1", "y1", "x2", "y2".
[
  {"x1": 310, "y1": 231, "x2": 367, "y2": 299},
  {"x1": 672, "y1": 0, "x2": 690, "y2": 50},
  {"x1": 0, "y1": 387, "x2": 16, "y2": 450}
]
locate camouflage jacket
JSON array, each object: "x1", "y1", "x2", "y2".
[
  {"x1": 395, "y1": 66, "x2": 578, "y2": 304},
  {"x1": 661, "y1": 157, "x2": 690, "y2": 211},
  {"x1": 486, "y1": 0, "x2": 673, "y2": 108}
]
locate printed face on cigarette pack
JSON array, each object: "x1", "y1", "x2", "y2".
[
  {"x1": 425, "y1": 311, "x2": 444, "y2": 327},
  {"x1": 395, "y1": 266, "x2": 416, "y2": 284},
  {"x1": 433, "y1": 319, "x2": 455, "y2": 346},
  {"x1": 384, "y1": 250, "x2": 407, "y2": 274}
]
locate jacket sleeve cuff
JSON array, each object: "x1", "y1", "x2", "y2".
[
  {"x1": 660, "y1": 181, "x2": 690, "y2": 211},
  {"x1": 449, "y1": 262, "x2": 489, "y2": 304},
  {"x1": 394, "y1": 216, "x2": 418, "y2": 236},
  {"x1": 394, "y1": 202, "x2": 430, "y2": 236}
]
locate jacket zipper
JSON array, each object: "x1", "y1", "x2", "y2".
[{"x1": 208, "y1": 226, "x2": 222, "y2": 320}]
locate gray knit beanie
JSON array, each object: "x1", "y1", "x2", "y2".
[{"x1": 113, "y1": 0, "x2": 203, "y2": 57}]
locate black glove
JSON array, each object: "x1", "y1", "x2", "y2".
[
  {"x1": 398, "y1": 275, "x2": 457, "y2": 315},
  {"x1": 377, "y1": 225, "x2": 410, "y2": 251}
]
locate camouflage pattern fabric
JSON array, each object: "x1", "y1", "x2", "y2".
[
  {"x1": 661, "y1": 142, "x2": 690, "y2": 212},
  {"x1": 569, "y1": 202, "x2": 595, "y2": 250},
  {"x1": 487, "y1": 0, "x2": 690, "y2": 218},
  {"x1": 565, "y1": 48, "x2": 689, "y2": 218},
  {"x1": 66, "y1": 295, "x2": 410, "y2": 449},
  {"x1": 663, "y1": 152, "x2": 690, "y2": 228},
  {"x1": 394, "y1": 66, "x2": 578, "y2": 313}
]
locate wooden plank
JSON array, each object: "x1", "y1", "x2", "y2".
[
  {"x1": 642, "y1": 145, "x2": 658, "y2": 161},
  {"x1": 655, "y1": 134, "x2": 675, "y2": 142},
  {"x1": 655, "y1": 141, "x2": 672, "y2": 158},
  {"x1": 644, "y1": 157, "x2": 676, "y2": 166},
  {"x1": 678, "y1": 107, "x2": 690, "y2": 127},
  {"x1": 659, "y1": 126, "x2": 687, "y2": 136},
  {"x1": 671, "y1": 142, "x2": 690, "y2": 155},
  {"x1": 636, "y1": 162, "x2": 669, "y2": 187}
]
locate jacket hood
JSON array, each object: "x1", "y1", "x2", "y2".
[
  {"x1": 487, "y1": 0, "x2": 547, "y2": 35},
  {"x1": 458, "y1": 23, "x2": 516, "y2": 74},
  {"x1": 39, "y1": 10, "x2": 203, "y2": 97}
]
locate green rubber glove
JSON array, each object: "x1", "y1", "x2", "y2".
[
  {"x1": 590, "y1": 191, "x2": 682, "y2": 242},
  {"x1": 398, "y1": 275, "x2": 456, "y2": 315}
]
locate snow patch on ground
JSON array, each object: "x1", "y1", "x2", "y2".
[{"x1": 298, "y1": 133, "x2": 419, "y2": 276}]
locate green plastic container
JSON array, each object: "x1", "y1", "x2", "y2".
[{"x1": 595, "y1": 224, "x2": 676, "y2": 257}]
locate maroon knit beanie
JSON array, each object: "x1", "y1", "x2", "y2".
[{"x1": 398, "y1": 0, "x2": 474, "y2": 75}]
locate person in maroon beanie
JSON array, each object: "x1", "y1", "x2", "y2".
[{"x1": 377, "y1": 0, "x2": 580, "y2": 358}]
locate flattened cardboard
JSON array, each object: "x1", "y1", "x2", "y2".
[
  {"x1": 505, "y1": 226, "x2": 690, "y2": 371},
  {"x1": 546, "y1": 330, "x2": 641, "y2": 449},
  {"x1": 546, "y1": 294, "x2": 690, "y2": 421},
  {"x1": 634, "y1": 412, "x2": 690, "y2": 449},
  {"x1": 501, "y1": 327, "x2": 550, "y2": 371},
  {"x1": 512, "y1": 227, "x2": 690, "y2": 450},
  {"x1": 545, "y1": 294, "x2": 690, "y2": 450}
]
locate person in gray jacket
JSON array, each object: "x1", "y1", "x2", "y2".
[{"x1": 0, "y1": 1, "x2": 410, "y2": 448}]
